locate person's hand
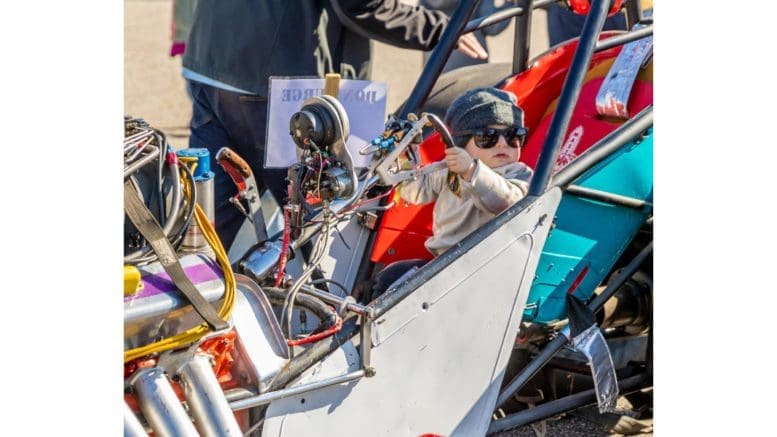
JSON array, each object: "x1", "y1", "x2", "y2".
[
  {"x1": 456, "y1": 33, "x2": 488, "y2": 60},
  {"x1": 445, "y1": 147, "x2": 476, "y2": 181}
]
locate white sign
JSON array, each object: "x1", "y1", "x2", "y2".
[{"x1": 265, "y1": 77, "x2": 388, "y2": 168}]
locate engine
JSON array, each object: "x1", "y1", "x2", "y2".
[
  {"x1": 123, "y1": 102, "x2": 376, "y2": 435},
  {"x1": 123, "y1": 116, "x2": 297, "y2": 435},
  {"x1": 123, "y1": 85, "x2": 455, "y2": 434}
]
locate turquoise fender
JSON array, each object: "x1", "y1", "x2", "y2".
[{"x1": 524, "y1": 129, "x2": 653, "y2": 324}]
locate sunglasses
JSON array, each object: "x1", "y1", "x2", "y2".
[{"x1": 453, "y1": 126, "x2": 528, "y2": 149}]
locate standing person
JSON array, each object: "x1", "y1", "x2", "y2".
[
  {"x1": 169, "y1": 0, "x2": 197, "y2": 57},
  {"x1": 420, "y1": 0, "x2": 515, "y2": 73},
  {"x1": 182, "y1": 0, "x2": 488, "y2": 251}
]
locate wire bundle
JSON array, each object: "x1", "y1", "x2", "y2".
[
  {"x1": 124, "y1": 117, "x2": 192, "y2": 264},
  {"x1": 124, "y1": 200, "x2": 236, "y2": 362},
  {"x1": 123, "y1": 126, "x2": 236, "y2": 363}
]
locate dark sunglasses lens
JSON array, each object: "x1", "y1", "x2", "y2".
[
  {"x1": 474, "y1": 128, "x2": 499, "y2": 149},
  {"x1": 473, "y1": 128, "x2": 525, "y2": 149},
  {"x1": 507, "y1": 128, "x2": 526, "y2": 148}
]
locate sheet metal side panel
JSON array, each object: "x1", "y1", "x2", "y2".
[
  {"x1": 316, "y1": 214, "x2": 373, "y2": 297},
  {"x1": 262, "y1": 188, "x2": 561, "y2": 437}
]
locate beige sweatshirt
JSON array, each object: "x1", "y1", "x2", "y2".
[{"x1": 399, "y1": 160, "x2": 533, "y2": 256}]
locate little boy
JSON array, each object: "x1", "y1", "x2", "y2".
[
  {"x1": 400, "y1": 87, "x2": 533, "y2": 256},
  {"x1": 365, "y1": 87, "x2": 532, "y2": 302}
]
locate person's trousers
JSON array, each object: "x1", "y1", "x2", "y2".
[
  {"x1": 186, "y1": 79, "x2": 289, "y2": 251},
  {"x1": 366, "y1": 259, "x2": 429, "y2": 303}
]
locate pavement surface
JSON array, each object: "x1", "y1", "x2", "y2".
[{"x1": 124, "y1": 1, "x2": 653, "y2": 436}]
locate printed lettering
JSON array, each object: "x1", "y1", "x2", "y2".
[{"x1": 554, "y1": 126, "x2": 584, "y2": 173}]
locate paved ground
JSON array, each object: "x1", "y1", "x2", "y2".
[{"x1": 124, "y1": 1, "x2": 652, "y2": 435}]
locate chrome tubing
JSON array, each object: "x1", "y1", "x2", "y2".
[
  {"x1": 180, "y1": 173, "x2": 215, "y2": 256},
  {"x1": 123, "y1": 401, "x2": 147, "y2": 437},
  {"x1": 300, "y1": 284, "x2": 371, "y2": 315},
  {"x1": 129, "y1": 367, "x2": 199, "y2": 437},
  {"x1": 230, "y1": 369, "x2": 366, "y2": 411},
  {"x1": 124, "y1": 146, "x2": 161, "y2": 179},
  {"x1": 178, "y1": 354, "x2": 243, "y2": 437},
  {"x1": 239, "y1": 240, "x2": 285, "y2": 283}
]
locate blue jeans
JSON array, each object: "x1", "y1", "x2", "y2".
[{"x1": 187, "y1": 80, "x2": 289, "y2": 251}]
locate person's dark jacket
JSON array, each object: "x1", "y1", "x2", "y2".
[{"x1": 183, "y1": 0, "x2": 450, "y2": 96}]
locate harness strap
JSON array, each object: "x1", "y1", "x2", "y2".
[{"x1": 124, "y1": 180, "x2": 228, "y2": 331}]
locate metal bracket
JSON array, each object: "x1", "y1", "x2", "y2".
[
  {"x1": 216, "y1": 147, "x2": 269, "y2": 242},
  {"x1": 155, "y1": 342, "x2": 202, "y2": 378},
  {"x1": 357, "y1": 211, "x2": 379, "y2": 230},
  {"x1": 360, "y1": 307, "x2": 376, "y2": 377},
  {"x1": 373, "y1": 114, "x2": 443, "y2": 186}
]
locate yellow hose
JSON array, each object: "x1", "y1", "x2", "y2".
[{"x1": 124, "y1": 166, "x2": 236, "y2": 362}]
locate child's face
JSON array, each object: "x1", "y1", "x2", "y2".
[{"x1": 463, "y1": 124, "x2": 522, "y2": 168}]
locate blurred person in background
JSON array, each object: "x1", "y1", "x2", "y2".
[
  {"x1": 546, "y1": 1, "x2": 626, "y2": 46},
  {"x1": 546, "y1": 0, "x2": 654, "y2": 47},
  {"x1": 420, "y1": 0, "x2": 515, "y2": 73},
  {"x1": 181, "y1": 0, "x2": 488, "y2": 251},
  {"x1": 169, "y1": 0, "x2": 197, "y2": 57}
]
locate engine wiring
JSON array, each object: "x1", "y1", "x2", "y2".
[
  {"x1": 259, "y1": 286, "x2": 343, "y2": 346},
  {"x1": 123, "y1": 160, "x2": 237, "y2": 363},
  {"x1": 281, "y1": 215, "x2": 332, "y2": 345},
  {"x1": 310, "y1": 278, "x2": 349, "y2": 295},
  {"x1": 273, "y1": 206, "x2": 292, "y2": 287},
  {"x1": 125, "y1": 159, "x2": 195, "y2": 265},
  {"x1": 124, "y1": 119, "x2": 190, "y2": 264},
  {"x1": 287, "y1": 314, "x2": 342, "y2": 346}
]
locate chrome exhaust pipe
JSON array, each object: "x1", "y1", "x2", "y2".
[
  {"x1": 123, "y1": 401, "x2": 147, "y2": 437},
  {"x1": 129, "y1": 367, "x2": 198, "y2": 437},
  {"x1": 178, "y1": 353, "x2": 243, "y2": 436}
]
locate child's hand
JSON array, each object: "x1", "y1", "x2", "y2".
[{"x1": 445, "y1": 147, "x2": 476, "y2": 181}]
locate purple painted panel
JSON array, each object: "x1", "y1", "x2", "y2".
[{"x1": 125, "y1": 260, "x2": 223, "y2": 301}]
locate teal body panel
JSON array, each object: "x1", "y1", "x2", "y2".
[{"x1": 523, "y1": 129, "x2": 653, "y2": 324}]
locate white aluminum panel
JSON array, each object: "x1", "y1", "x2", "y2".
[
  {"x1": 315, "y1": 215, "x2": 372, "y2": 298},
  {"x1": 263, "y1": 188, "x2": 562, "y2": 437}
]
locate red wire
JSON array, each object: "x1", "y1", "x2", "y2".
[
  {"x1": 274, "y1": 206, "x2": 292, "y2": 287},
  {"x1": 286, "y1": 313, "x2": 343, "y2": 346},
  {"x1": 344, "y1": 189, "x2": 393, "y2": 213}
]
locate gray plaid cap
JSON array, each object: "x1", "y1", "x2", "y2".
[{"x1": 444, "y1": 87, "x2": 525, "y2": 138}]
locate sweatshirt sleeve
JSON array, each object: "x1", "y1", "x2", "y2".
[
  {"x1": 460, "y1": 161, "x2": 532, "y2": 214},
  {"x1": 398, "y1": 168, "x2": 447, "y2": 205},
  {"x1": 330, "y1": 0, "x2": 449, "y2": 51}
]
